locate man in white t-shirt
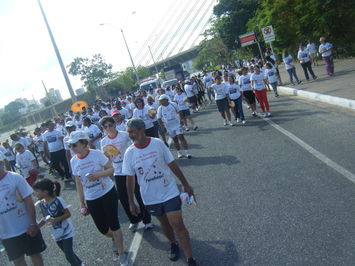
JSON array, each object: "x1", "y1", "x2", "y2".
[
  {"x1": 82, "y1": 117, "x2": 102, "y2": 149},
  {"x1": 123, "y1": 118, "x2": 197, "y2": 266},
  {"x1": 0, "y1": 153, "x2": 46, "y2": 265},
  {"x1": 184, "y1": 80, "x2": 198, "y2": 112},
  {"x1": 43, "y1": 120, "x2": 72, "y2": 180},
  {"x1": 157, "y1": 95, "x2": 191, "y2": 159}
]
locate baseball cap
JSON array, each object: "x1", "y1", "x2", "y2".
[
  {"x1": 0, "y1": 152, "x2": 6, "y2": 162},
  {"x1": 159, "y1": 94, "x2": 170, "y2": 101},
  {"x1": 65, "y1": 131, "x2": 89, "y2": 144},
  {"x1": 65, "y1": 121, "x2": 76, "y2": 128},
  {"x1": 111, "y1": 110, "x2": 120, "y2": 116}
]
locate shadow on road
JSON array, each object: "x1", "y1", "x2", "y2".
[{"x1": 177, "y1": 155, "x2": 239, "y2": 167}]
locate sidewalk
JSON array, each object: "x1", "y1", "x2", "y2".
[{"x1": 276, "y1": 58, "x2": 355, "y2": 109}]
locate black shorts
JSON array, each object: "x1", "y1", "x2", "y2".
[
  {"x1": 188, "y1": 95, "x2": 198, "y2": 105},
  {"x1": 146, "y1": 196, "x2": 182, "y2": 217},
  {"x1": 179, "y1": 109, "x2": 191, "y2": 119},
  {"x1": 243, "y1": 90, "x2": 256, "y2": 104},
  {"x1": 2, "y1": 231, "x2": 46, "y2": 261},
  {"x1": 216, "y1": 97, "x2": 229, "y2": 112},
  {"x1": 86, "y1": 187, "x2": 120, "y2": 234},
  {"x1": 145, "y1": 126, "x2": 158, "y2": 138}
]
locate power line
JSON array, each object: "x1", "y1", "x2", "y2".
[
  {"x1": 138, "y1": 0, "x2": 192, "y2": 66},
  {"x1": 164, "y1": 0, "x2": 209, "y2": 58},
  {"x1": 177, "y1": 0, "x2": 215, "y2": 53},
  {"x1": 154, "y1": 0, "x2": 204, "y2": 63},
  {"x1": 191, "y1": 14, "x2": 213, "y2": 47},
  {"x1": 133, "y1": 0, "x2": 179, "y2": 62}
]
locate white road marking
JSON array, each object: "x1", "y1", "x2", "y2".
[
  {"x1": 264, "y1": 117, "x2": 355, "y2": 184},
  {"x1": 127, "y1": 223, "x2": 145, "y2": 266}
]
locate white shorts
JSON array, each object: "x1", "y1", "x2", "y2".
[{"x1": 167, "y1": 125, "x2": 183, "y2": 138}]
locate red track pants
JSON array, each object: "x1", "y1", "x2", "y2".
[{"x1": 254, "y1": 89, "x2": 270, "y2": 112}]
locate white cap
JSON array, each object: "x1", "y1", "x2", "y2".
[
  {"x1": 159, "y1": 94, "x2": 170, "y2": 101},
  {"x1": 0, "y1": 152, "x2": 6, "y2": 162},
  {"x1": 65, "y1": 121, "x2": 76, "y2": 128},
  {"x1": 65, "y1": 131, "x2": 89, "y2": 144}
]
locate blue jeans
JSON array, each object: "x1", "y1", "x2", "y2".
[
  {"x1": 232, "y1": 96, "x2": 245, "y2": 120},
  {"x1": 286, "y1": 67, "x2": 299, "y2": 83}
]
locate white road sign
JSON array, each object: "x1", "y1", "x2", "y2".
[{"x1": 262, "y1": 25, "x2": 275, "y2": 43}]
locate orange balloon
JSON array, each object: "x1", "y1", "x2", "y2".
[{"x1": 71, "y1": 101, "x2": 88, "y2": 112}]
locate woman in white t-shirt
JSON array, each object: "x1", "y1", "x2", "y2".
[
  {"x1": 264, "y1": 62, "x2": 279, "y2": 97},
  {"x1": 239, "y1": 67, "x2": 257, "y2": 116},
  {"x1": 211, "y1": 76, "x2": 234, "y2": 126},
  {"x1": 319, "y1": 37, "x2": 334, "y2": 76},
  {"x1": 68, "y1": 131, "x2": 128, "y2": 264},
  {"x1": 174, "y1": 88, "x2": 198, "y2": 131},
  {"x1": 297, "y1": 44, "x2": 317, "y2": 81},
  {"x1": 133, "y1": 98, "x2": 157, "y2": 138},
  {"x1": 250, "y1": 66, "x2": 271, "y2": 117},
  {"x1": 228, "y1": 75, "x2": 245, "y2": 123},
  {"x1": 307, "y1": 40, "x2": 318, "y2": 67},
  {"x1": 14, "y1": 143, "x2": 38, "y2": 186},
  {"x1": 282, "y1": 49, "x2": 302, "y2": 85}
]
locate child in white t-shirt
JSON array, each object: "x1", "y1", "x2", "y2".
[{"x1": 33, "y1": 178, "x2": 84, "y2": 266}]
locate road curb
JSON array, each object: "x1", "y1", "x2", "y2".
[{"x1": 278, "y1": 86, "x2": 355, "y2": 111}]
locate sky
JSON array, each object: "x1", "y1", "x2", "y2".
[{"x1": 0, "y1": 0, "x2": 215, "y2": 108}]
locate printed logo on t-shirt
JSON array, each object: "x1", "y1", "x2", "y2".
[{"x1": 46, "y1": 136, "x2": 57, "y2": 143}]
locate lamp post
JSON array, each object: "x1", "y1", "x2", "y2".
[
  {"x1": 148, "y1": 45, "x2": 159, "y2": 76},
  {"x1": 37, "y1": 0, "x2": 77, "y2": 102},
  {"x1": 100, "y1": 20, "x2": 140, "y2": 84}
]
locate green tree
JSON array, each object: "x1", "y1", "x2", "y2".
[
  {"x1": 193, "y1": 37, "x2": 232, "y2": 70},
  {"x1": 67, "y1": 54, "x2": 115, "y2": 92},
  {"x1": 4, "y1": 101, "x2": 24, "y2": 115},
  {"x1": 137, "y1": 66, "x2": 152, "y2": 80}
]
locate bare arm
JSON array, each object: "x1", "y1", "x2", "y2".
[
  {"x1": 88, "y1": 161, "x2": 114, "y2": 181},
  {"x1": 75, "y1": 175, "x2": 86, "y2": 208},
  {"x1": 23, "y1": 195, "x2": 38, "y2": 237},
  {"x1": 168, "y1": 160, "x2": 194, "y2": 196},
  {"x1": 44, "y1": 141, "x2": 49, "y2": 159},
  {"x1": 126, "y1": 175, "x2": 139, "y2": 216}
]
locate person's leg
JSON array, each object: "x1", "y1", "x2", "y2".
[
  {"x1": 219, "y1": 111, "x2": 226, "y2": 119},
  {"x1": 236, "y1": 96, "x2": 245, "y2": 120},
  {"x1": 254, "y1": 90, "x2": 265, "y2": 112},
  {"x1": 29, "y1": 253, "x2": 44, "y2": 266},
  {"x1": 306, "y1": 61, "x2": 316, "y2": 79},
  {"x1": 324, "y1": 56, "x2": 331, "y2": 75},
  {"x1": 287, "y1": 69, "x2": 294, "y2": 84},
  {"x1": 187, "y1": 115, "x2": 195, "y2": 127},
  {"x1": 166, "y1": 210, "x2": 193, "y2": 260},
  {"x1": 134, "y1": 177, "x2": 151, "y2": 224},
  {"x1": 172, "y1": 136, "x2": 181, "y2": 151},
  {"x1": 115, "y1": 175, "x2": 141, "y2": 224},
  {"x1": 225, "y1": 108, "x2": 232, "y2": 121},
  {"x1": 301, "y1": 63, "x2": 309, "y2": 80},
  {"x1": 155, "y1": 214, "x2": 177, "y2": 244},
  {"x1": 261, "y1": 89, "x2": 270, "y2": 112},
  {"x1": 292, "y1": 68, "x2": 300, "y2": 82},
  {"x1": 50, "y1": 151, "x2": 65, "y2": 177},
  {"x1": 57, "y1": 238, "x2": 82, "y2": 266},
  {"x1": 13, "y1": 256, "x2": 27, "y2": 266},
  {"x1": 271, "y1": 82, "x2": 278, "y2": 96},
  {"x1": 59, "y1": 149, "x2": 71, "y2": 179},
  {"x1": 329, "y1": 56, "x2": 334, "y2": 74},
  {"x1": 177, "y1": 134, "x2": 188, "y2": 150}
]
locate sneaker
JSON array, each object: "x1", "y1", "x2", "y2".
[
  {"x1": 169, "y1": 243, "x2": 180, "y2": 261},
  {"x1": 267, "y1": 112, "x2": 271, "y2": 117},
  {"x1": 223, "y1": 120, "x2": 228, "y2": 126},
  {"x1": 313, "y1": 76, "x2": 317, "y2": 80},
  {"x1": 184, "y1": 126, "x2": 189, "y2": 131},
  {"x1": 0, "y1": 242, "x2": 4, "y2": 252},
  {"x1": 228, "y1": 121, "x2": 234, "y2": 126},
  {"x1": 252, "y1": 112, "x2": 257, "y2": 117},
  {"x1": 128, "y1": 223, "x2": 139, "y2": 232},
  {"x1": 236, "y1": 118, "x2": 241, "y2": 123},
  {"x1": 185, "y1": 152, "x2": 192, "y2": 159},
  {"x1": 275, "y1": 93, "x2": 279, "y2": 97},
  {"x1": 187, "y1": 258, "x2": 198, "y2": 266},
  {"x1": 144, "y1": 223, "x2": 154, "y2": 230},
  {"x1": 193, "y1": 125, "x2": 198, "y2": 130},
  {"x1": 242, "y1": 120, "x2": 246, "y2": 124},
  {"x1": 119, "y1": 252, "x2": 128, "y2": 266},
  {"x1": 177, "y1": 151, "x2": 184, "y2": 158},
  {"x1": 291, "y1": 82, "x2": 295, "y2": 85},
  {"x1": 297, "y1": 80, "x2": 302, "y2": 84},
  {"x1": 261, "y1": 112, "x2": 267, "y2": 117}
]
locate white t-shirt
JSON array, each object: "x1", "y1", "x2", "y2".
[
  {"x1": 11, "y1": 138, "x2": 29, "y2": 150},
  {"x1": 238, "y1": 74, "x2": 252, "y2": 91},
  {"x1": 70, "y1": 149, "x2": 114, "y2": 200},
  {"x1": 307, "y1": 43, "x2": 317, "y2": 54},
  {"x1": 16, "y1": 150, "x2": 35, "y2": 178},
  {"x1": 133, "y1": 107, "x2": 154, "y2": 129},
  {"x1": 101, "y1": 131, "x2": 131, "y2": 176},
  {"x1": 33, "y1": 135, "x2": 44, "y2": 152},
  {"x1": 204, "y1": 73, "x2": 213, "y2": 88},
  {"x1": 250, "y1": 73, "x2": 266, "y2": 91},
  {"x1": 0, "y1": 147, "x2": 15, "y2": 161},
  {"x1": 146, "y1": 103, "x2": 159, "y2": 122},
  {"x1": 39, "y1": 197, "x2": 74, "y2": 241},
  {"x1": 84, "y1": 124, "x2": 102, "y2": 149},
  {"x1": 319, "y1": 42, "x2": 332, "y2": 57},
  {"x1": 227, "y1": 83, "x2": 241, "y2": 100},
  {"x1": 118, "y1": 108, "x2": 131, "y2": 119},
  {"x1": 43, "y1": 130, "x2": 64, "y2": 152},
  {"x1": 56, "y1": 125, "x2": 67, "y2": 136},
  {"x1": 184, "y1": 84, "x2": 194, "y2": 98},
  {"x1": 211, "y1": 83, "x2": 229, "y2": 100},
  {"x1": 283, "y1": 55, "x2": 295, "y2": 70},
  {"x1": 297, "y1": 49, "x2": 310, "y2": 63},
  {"x1": 115, "y1": 120, "x2": 127, "y2": 132},
  {"x1": 122, "y1": 138, "x2": 179, "y2": 205},
  {"x1": 63, "y1": 134, "x2": 75, "y2": 157},
  {"x1": 157, "y1": 103, "x2": 180, "y2": 129},
  {"x1": 264, "y1": 68, "x2": 278, "y2": 84},
  {"x1": 174, "y1": 93, "x2": 189, "y2": 111},
  {"x1": 74, "y1": 119, "x2": 82, "y2": 129},
  {"x1": 0, "y1": 171, "x2": 33, "y2": 240}
]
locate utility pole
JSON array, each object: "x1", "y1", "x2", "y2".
[
  {"x1": 37, "y1": 0, "x2": 77, "y2": 102},
  {"x1": 148, "y1": 45, "x2": 159, "y2": 76}
]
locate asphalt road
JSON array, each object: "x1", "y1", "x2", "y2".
[{"x1": 1, "y1": 93, "x2": 354, "y2": 266}]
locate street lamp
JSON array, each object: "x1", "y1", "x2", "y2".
[
  {"x1": 100, "y1": 20, "x2": 140, "y2": 84},
  {"x1": 37, "y1": 0, "x2": 77, "y2": 102}
]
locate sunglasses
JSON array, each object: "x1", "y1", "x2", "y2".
[
  {"x1": 69, "y1": 143, "x2": 78, "y2": 148},
  {"x1": 103, "y1": 123, "x2": 114, "y2": 129}
]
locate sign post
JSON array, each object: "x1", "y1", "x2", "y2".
[
  {"x1": 262, "y1": 25, "x2": 276, "y2": 55},
  {"x1": 239, "y1": 32, "x2": 264, "y2": 61}
]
